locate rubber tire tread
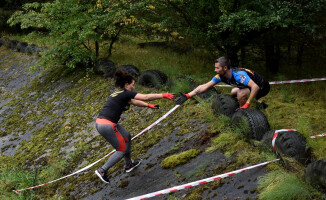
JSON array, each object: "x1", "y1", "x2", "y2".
[
  {"x1": 0, "y1": 38, "x2": 5, "y2": 47},
  {"x1": 16, "y1": 42, "x2": 28, "y2": 53},
  {"x1": 97, "y1": 59, "x2": 116, "y2": 78},
  {"x1": 305, "y1": 159, "x2": 326, "y2": 188},
  {"x1": 231, "y1": 109, "x2": 270, "y2": 140},
  {"x1": 26, "y1": 44, "x2": 37, "y2": 55},
  {"x1": 211, "y1": 94, "x2": 239, "y2": 117},
  {"x1": 9, "y1": 40, "x2": 19, "y2": 51},
  {"x1": 117, "y1": 65, "x2": 140, "y2": 78},
  {"x1": 275, "y1": 131, "x2": 311, "y2": 165},
  {"x1": 197, "y1": 86, "x2": 217, "y2": 100},
  {"x1": 138, "y1": 70, "x2": 168, "y2": 88}
]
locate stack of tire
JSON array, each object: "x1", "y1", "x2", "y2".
[
  {"x1": 95, "y1": 61, "x2": 169, "y2": 89},
  {"x1": 211, "y1": 94, "x2": 270, "y2": 140},
  {"x1": 0, "y1": 37, "x2": 47, "y2": 56},
  {"x1": 211, "y1": 94, "x2": 326, "y2": 189}
]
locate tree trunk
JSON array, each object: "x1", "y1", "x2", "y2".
[
  {"x1": 264, "y1": 34, "x2": 280, "y2": 73},
  {"x1": 240, "y1": 47, "x2": 246, "y2": 66},
  {"x1": 296, "y1": 43, "x2": 304, "y2": 66},
  {"x1": 225, "y1": 46, "x2": 240, "y2": 68},
  {"x1": 95, "y1": 41, "x2": 99, "y2": 58},
  {"x1": 108, "y1": 26, "x2": 124, "y2": 57}
]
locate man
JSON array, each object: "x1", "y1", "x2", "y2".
[{"x1": 176, "y1": 56, "x2": 270, "y2": 108}]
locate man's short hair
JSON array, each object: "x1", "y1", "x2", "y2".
[{"x1": 215, "y1": 56, "x2": 231, "y2": 69}]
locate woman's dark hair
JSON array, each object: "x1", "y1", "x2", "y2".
[
  {"x1": 114, "y1": 70, "x2": 135, "y2": 88},
  {"x1": 215, "y1": 56, "x2": 232, "y2": 69}
]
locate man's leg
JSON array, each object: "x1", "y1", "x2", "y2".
[
  {"x1": 235, "y1": 88, "x2": 250, "y2": 106},
  {"x1": 231, "y1": 88, "x2": 239, "y2": 97}
]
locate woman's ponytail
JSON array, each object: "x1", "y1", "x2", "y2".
[{"x1": 114, "y1": 70, "x2": 134, "y2": 88}]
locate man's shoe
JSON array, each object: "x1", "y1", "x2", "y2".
[
  {"x1": 124, "y1": 160, "x2": 141, "y2": 173},
  {"x1": 95, "y1": 168, "x2": 110, "y2": 183},
  {"x1": 257, "y1": 101, "x2": 268, "y2": 110}
]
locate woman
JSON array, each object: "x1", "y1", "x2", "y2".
[{"x1": 95, "y1": 70, "x2": 174, "y2": 183}]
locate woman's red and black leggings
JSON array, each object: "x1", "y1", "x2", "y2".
[{"x1": 96, "y1": 118, "x2": 132, "y2": 171}]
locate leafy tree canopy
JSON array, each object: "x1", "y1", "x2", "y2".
[
  {"x1": 8, "y1": 0, "x2": 137, "y2": 70},
  {"x1": 7, "y1": 0, "x2": 326, "y2": 70},
  {"x1": 132, "y1": 0, "x2": 325, "y2": 66}
]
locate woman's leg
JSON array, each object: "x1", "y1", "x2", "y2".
[
  {"x1": 96, "y1": 123, "x2": 129, "y2": 171},
  {"x1": 115, "y1": 124, "x2": 132, "y2": 166}
]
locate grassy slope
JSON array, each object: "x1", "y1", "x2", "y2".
[{"x1": 0, "y1": 35, "x2": 325, "y2": 199}]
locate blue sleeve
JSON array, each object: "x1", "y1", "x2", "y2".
[
  {"x1": 212, "y1": 75, "x2": 221, "y2": 84},
  {"x1": 234, "y1": 71, "x2": 251, "y2": 86}
]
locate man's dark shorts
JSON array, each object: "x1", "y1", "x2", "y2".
[{"x1": 255, "y1": 81, "x2": 270, "y2": 100}]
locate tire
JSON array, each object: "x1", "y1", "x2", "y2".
[
  {"x1": 274, "y1": 130, "x2": 311, "y2": 165},
  {"x1": 231, "y1": 109, "x2": 270, "y2": 140},
  {"x1": 196, "y1": 86, "x2": 217, "y2": 100},
  {"x1": 16, "y1": 42, "x2": 28, "y2": 53},
  {"x1": 26, "y1": 44, "x2": 37, "y2": 55},
  {"x1": 0, "y1": 37, "x2": 9, "y2": 47},
  {"x1": 96, "y1": 59, "x2": 116, "y2": 78},
  {"x1": 138, "y1": 70, "x2": 168, "y2": 88},
  {"x1": 9, "y1": 40, "x2": 19, "y2": 51},
  {"x1": 0, "y1": 38, "x2": 6, "y2": 47},
  {"x1": 117, "y1": 65, "x2": 140, "y2": 78},
  {"x1": 305, "y1": 159, "x2": 326, "y2": 188},
  {"x1": 211, "y1": 94, "x2": 239, "y2": 117},
  {"x1": 260, "y1": 129, "x2": 275, "y2": 150}
]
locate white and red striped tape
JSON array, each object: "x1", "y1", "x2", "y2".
[
  {"x1": 13, "y1": 105, "x2": 180, "y2": 194},
  {"x1": 126, "y1": 159, "x2": 279, "y2": 200},
  {"x1": 310, "y1": 133, "x2": 326, "y2": 139},
  {"x1": 215, "y1": 77, "x2": 326, "y2": 87}
]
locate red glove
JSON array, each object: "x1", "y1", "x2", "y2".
[
  {"x1": 162, "y1": 92, "x2": 175, "y2": 100},
  {"x1": 240, "y1": 102, "x2": 250, "y2": 109},
  {"x1": 147, "y1": 104, "x2": 160, "y2": 109}
]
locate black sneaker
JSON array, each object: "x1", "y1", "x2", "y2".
[
  {"x1": 259, "y1": 101, "x2": 268, "y2": 109},
  {"x1": 95, "y1": 168, "x2": 110, "y2": 183},
  {"x1": 124, "y1": 160, "x2": 141, "y2": 173}
]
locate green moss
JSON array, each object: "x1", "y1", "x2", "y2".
[
  {"x1": 258, "y1": 170, "x2": 322, "y2": 200},
  {"x1": 161, "y1": 149, "x2": 201, "y2": 169},
  {"x1": 186, "y1": 162, "x2": 210, "y2": 179},
  {"x1": 119, "y1": 180, "x2": 129, "y2": 188}
]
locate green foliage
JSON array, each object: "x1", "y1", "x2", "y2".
[
  {"x1": 0, "y1": 167, "x2": 38, "y2": 200},
  {"x1": 161, "y1": 149, "x2": 201, "y2": 169},
  {"x1": 131, "y1": 0, "x2": 325, "y2": 65},
  {"x1": 8, "y1": 0, "x2": 138, "y2": 71},
  {"x1": 258, "y1": 170, "x2": 322, "y2": 200},
  {"x1": 167, "y1": 77, "x2": 195, "y2": 94}
]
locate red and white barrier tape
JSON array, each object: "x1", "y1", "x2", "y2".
[
  {"x1": 126, "y1": 159, "x2": 279, "y2": 200},
  {"x1": 215, "y1": 77, "x2": 326, "y2": 87},
  {"x1": 269, "y1": 77, "x2": 326, "y2": 85},
  {"x1": 310, "y1": 133, "x2": 326, "y2": 139},
  {"x1": 272, "y1": 129, "x2": 296, "y2": 152},
  {"x1": 13, "y1": 105, "x2": 180, "y2": 194}
]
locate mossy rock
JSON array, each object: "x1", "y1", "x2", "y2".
[{"x1": 161, "y1": 149, "x2": 201, "y2": 169}]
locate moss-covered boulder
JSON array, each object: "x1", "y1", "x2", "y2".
[{"x1": 161, "y1": 149, "x2": 201, "y2": 169}]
